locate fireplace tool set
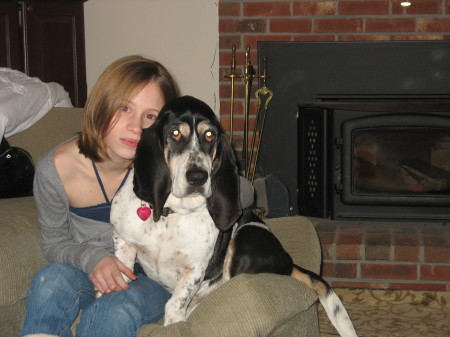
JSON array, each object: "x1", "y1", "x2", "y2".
[{"x1": 224, "y1": 45, "x2": 273, "y2": 182}]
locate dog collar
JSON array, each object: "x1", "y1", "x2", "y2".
[{"x1": 137, "y1": 201, "x2": 174, "y2": 221}]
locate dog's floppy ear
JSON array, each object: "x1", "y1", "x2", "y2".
[
  {"x1": 133, "y1": 126, "x2": 171, "y2": 222},
  {"x1": 207, "y1": 133, "x2": 242, "y2": 231}
]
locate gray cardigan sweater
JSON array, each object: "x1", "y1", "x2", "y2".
[{"x1": 33, "y1": 141, "x2": 254, "y2": 276}]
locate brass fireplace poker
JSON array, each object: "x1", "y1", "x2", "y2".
[
  {"x1": 224, "y1": 45, "x2": 272, "y2": 179},
  {"x1": 247, "y1": 55, "x2": 273, "y2": 182}
]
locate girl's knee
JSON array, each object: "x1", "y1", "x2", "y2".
[{"x1": 29, "y1": 263, "x2": 90, "y2": 298}]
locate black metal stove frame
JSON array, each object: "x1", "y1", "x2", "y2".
[{"x1": 298, "y1": 99, "x2": 450, "y2": 221}]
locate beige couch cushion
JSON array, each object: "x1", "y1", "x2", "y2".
[
  {"x1": 0, "y1": 197, "x2": 44, "y2": 307},
  {"x1": 7, "y1": 107, "x2": 83, "y2": 162}
]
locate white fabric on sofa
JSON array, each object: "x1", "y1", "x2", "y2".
[{"x1": 0, "y1": 68, "x2": 73, "y2": 139}]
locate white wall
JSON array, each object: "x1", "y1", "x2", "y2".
[{"x1": 84, "y1": 0, "x2": 219, "y2": 112}]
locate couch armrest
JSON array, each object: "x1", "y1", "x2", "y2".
[
  {"x1": 0, "y1": 197, "x2": 46, "y2": 308},
  {"x1": 139, "y1": 273, "x2": 318, "y2": 337},
  {"x1": 138, "y1": 216, "x2": 321, "y2": 337}
]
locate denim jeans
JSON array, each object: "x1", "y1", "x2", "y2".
[{"x1": 20, "y1": 263, "x2": 172, "y2": 337}]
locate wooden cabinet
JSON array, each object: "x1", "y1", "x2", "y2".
[{"x1": 0, "y1": 0, "x2": 87, "y2": 107}]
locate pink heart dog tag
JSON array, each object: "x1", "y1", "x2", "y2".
[{"x1": 137, "y1": 204, "x2": 151, "y2": 221}]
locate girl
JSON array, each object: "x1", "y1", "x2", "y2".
[
  {"x1": 20, "y1": 55, "x2": 179, "y2": 337},
  {"x1": 21, "y1": 55, "x2": 254, "y2": 337}
]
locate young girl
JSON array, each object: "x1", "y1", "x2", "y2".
[
  {"x1": 21, "y1": 55, "x2": 254, "y2": 337},
  {"x1": 20, "y1": 55, "x2": 179, "y2": 337}
]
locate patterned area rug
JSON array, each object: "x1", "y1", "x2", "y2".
[{"x1": 318, "y1": 289, "x2": 450, "y2": 337}]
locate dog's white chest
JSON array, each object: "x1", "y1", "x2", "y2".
[
  {"x1": 111, "y1": 174, "x2": 219, "y2": 291},
  {"x1": 140, "y1": 211, "x2": 218, "y2": 289}
]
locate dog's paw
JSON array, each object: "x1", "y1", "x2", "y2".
[
  {"x1": 163, "y1": 313, "x2": 186, "y2": 326},
  {"x1": 163, "y1": 299, "x2": 187, "y2": 326}
]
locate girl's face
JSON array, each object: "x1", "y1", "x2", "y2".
[{"x1": 105, "y1": 81, "x2": 165, "y2": 162}]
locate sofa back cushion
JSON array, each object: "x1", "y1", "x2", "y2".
[{"x1": 7, "y1": 107, "x2": 83, "y2": 162}]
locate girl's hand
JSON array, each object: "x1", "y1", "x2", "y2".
[{"x1": 90, "y1": 256, "x2": 137, "y2": 294}]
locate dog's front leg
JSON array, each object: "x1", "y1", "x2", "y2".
[
  {"x1": 164, "y1": 267, "x2": 203, "y2": 326},
  {"x1": 113, "y1": 231, "x2": 137, "y2": 283}
]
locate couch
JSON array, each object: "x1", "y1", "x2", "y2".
[{"x1": 0, "y1": 107, "x2": 322, "y2": 337}]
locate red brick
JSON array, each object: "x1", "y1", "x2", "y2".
[
  {"x1": 366, "y1": 18, "x2": 416, "y2": 33},
  {"x1": 220, "y1": 115, "x2": 245, "y2": 132},
  {"x1": 219, "y1": 19, "x2": 266, "y2": 34},
  {"x1": 338, "y1": 35, "x2": 389, "y2": 41},
  {"x1": 269, "y1": 18, "x2": 312, "y2": 33},
  {"x1": 365, "y1": 233, "x2": 390, "y2": 245},
  {"x1": 394, "y1": 245, "x2": 420, "y2": 262},
  {"x1": 293, "y1": 35, "x2": 336, "y2": 41},
  {"x1": 366, "y1": 245, "x2": 390, "y2": 260},
  {"x1": 390, "y1": 282, "x2": 447, "y2": 291},
  {"x1": 391, "y1": 35, "x2": 443, "y2": 40},
  {"x1": 244, "y1": 2, "x2": 291, "y2": 17},
  {"x1": 336, "y1": 233, "x2": 362, "y2": 259},
  {"x1": 421, "y1": 265, "x2": 450, "y2": 281},
  {"x1": 392, "y1": 0, "x2": 442, "y2": 15},
  {"x1": 423, "y1": 233, "x2": 448, "y2": 247},
  {"x1": 322, "y1": 262, "x2": 357, "y2": 279},
  {"x1": 220, "y1": 100, "x2": 244, "y2": 116},
  {"x1": 424, "y1": 246, "x2": 450, "y2": 263},
  {"x1": 220, "y1": 83, "x2": 245, "y2": 100},
  {"x1": 337, "y1": 243, "x2": 361, "y2": 260},
  {"x1": 447, "y1": 1, "x2": 450, "y2": 14},
  {"x1": 219, "y1": 35, "x2": 241, "y2": 50},
  {"x1": 293, "y1": 1, "x2": 336, "y2": 16},
  {"x1": 338, "y1": 233, "x2": 363, "y2": 245},
  {"x1": 315, "y1": 18, "x2": 363, "y2": 33},
  {"x1": 220, "y1": 50, "x2": 246, "y2": 67},
  {"x1": 332, "y1": 281, "x2": 388, "y2": 289},
  {"x1": 361, "y1": 263, "x2": 417, "y2": 280},
  {"x1": 243, "y1": 35, "x2": 291, "y2": 50},
  {"x1": 418, "y1": 18, "x2": 450, "y2": 32},
  {"x1": 394, "y1": 234, "x2": 419, "y2": 246},
  {"x1": 339, "y1": 1, "x2": 389, "y2": 15},
  {"x1": 219, "y1": 2, "x2": 241, "y2": 17}
]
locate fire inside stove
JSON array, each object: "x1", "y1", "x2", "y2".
[{"x1": 353, "y1": 128, "x2": 450, "y2": 195}]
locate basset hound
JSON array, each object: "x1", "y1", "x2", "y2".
[{"x1": 110, "y1": 96, "x2": 358, "y2": 336}]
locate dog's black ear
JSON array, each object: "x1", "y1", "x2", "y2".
[
  {"x1": 207, "y1": 133, "x2": 242, "y2": 231},
  {"x1": 133, "y1": 126, "x2": 171, "y2": 222}
]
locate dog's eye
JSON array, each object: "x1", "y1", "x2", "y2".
[
  {"x1": 172, "y1": 130, "x2": 182, "y2": 141},
  {"x1": 204, "y1": 131, "x2": 215, "y2": 143}
]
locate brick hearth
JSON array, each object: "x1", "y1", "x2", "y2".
[{"x1": 310, "y1": 218, "x2": 450, "y2": 291}]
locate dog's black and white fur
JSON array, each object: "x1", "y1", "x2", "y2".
[{"x1": 110, "y1": 96, "x2": 358, "y2": 336}]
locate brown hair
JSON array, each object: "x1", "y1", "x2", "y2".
[{"x1": 78, "y1": 55, "x2": 179, "y2": 161}]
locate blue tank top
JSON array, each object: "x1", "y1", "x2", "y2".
[{"x1": 69, "y1": 161, "x2": 130, "y2": 223}]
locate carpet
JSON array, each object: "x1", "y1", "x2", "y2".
[{"x1": 318, "y1": 289, "x2": 450, "y2": 337}]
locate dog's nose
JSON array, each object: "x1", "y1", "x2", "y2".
[{"x1": 186, "y1": 169, "x2": 208, "y2": 186}]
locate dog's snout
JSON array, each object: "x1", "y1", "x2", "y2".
[{"x1": 186, "y1": 169, "x2": 208, "y2": 187}]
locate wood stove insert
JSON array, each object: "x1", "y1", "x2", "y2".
[{"x1": 298, "y1": 99, "x2": 450, "y2": 221}]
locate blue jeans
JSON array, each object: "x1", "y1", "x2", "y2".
[{"x1": 20, "y1": 263, "x2": 171, "y2": 337}]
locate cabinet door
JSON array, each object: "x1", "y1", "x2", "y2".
[
  {"x1": 22, "y1": 1, "x2": 87, "y2": 107},
  {"x1": 0, "y1": 1, "x2": 22, "y2": 70}
]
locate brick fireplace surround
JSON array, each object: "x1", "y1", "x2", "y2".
[{"x1": 218, "y1": 0, "x2": 450, "y2": 291}]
